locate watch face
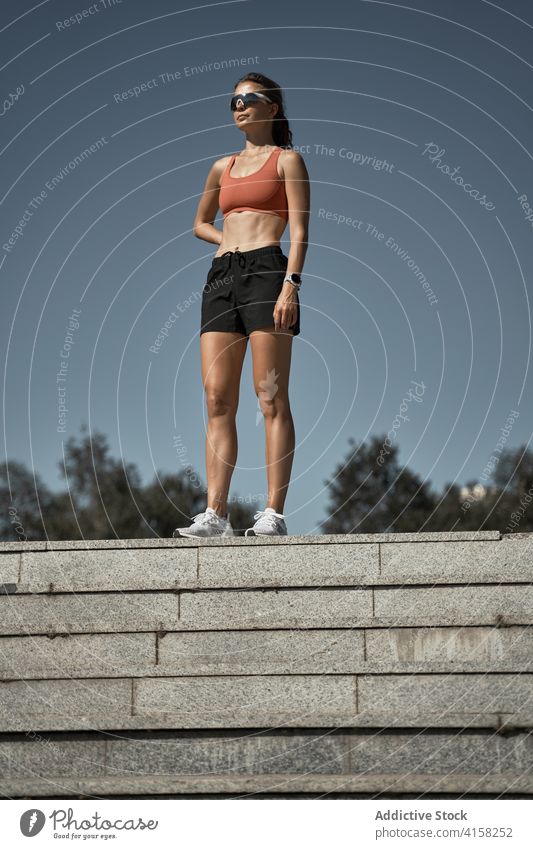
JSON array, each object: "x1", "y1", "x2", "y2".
[{"x1": 290, "y1": 273, "x2": 301, "y2": 283}]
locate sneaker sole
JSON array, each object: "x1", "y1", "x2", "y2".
[
  {"x1": 174, "y1": 529, "x2": 235, "y2": 538},
  {"x1": 173, "y1": 530, "x2": 200, "y2": 538},
  {"x1": 245, "y1": 530, "x2": 287, "y2": 536}
]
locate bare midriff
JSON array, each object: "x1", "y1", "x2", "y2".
[{"x1": 213, "y1": 210, "x2": 287, "y2": 257}]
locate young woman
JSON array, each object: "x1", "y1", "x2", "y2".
[{"x1": 174, "y1": 72, "x2": 310, "y2": 538}]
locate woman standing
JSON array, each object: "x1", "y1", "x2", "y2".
[{"x1": 174, "y1": 72, "x2": 310, "y2": 538}]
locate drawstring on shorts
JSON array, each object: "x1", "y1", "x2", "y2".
[{"x1": 218, "y1": 249, "x2": 256, "y2": 278}]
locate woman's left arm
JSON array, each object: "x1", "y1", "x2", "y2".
[
  {"x1": 274, "y1": 150, "x2": 310, "y2": 331},
  {"x1": 283, "y1": 149, "x2": 310, "y2": 278}
]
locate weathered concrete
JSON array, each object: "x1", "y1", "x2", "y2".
[
  {"x1": 0, "y1": 730, "x2": 530, "y2": 795},
  {"x1": 19, "y1": 548, "x2": 197, "y2": 593},
  {"x1": 380, "y1": 538, "x2": 533, "y2": 583},
  {"x1": 0, "y1": 530, "x2": 502, "y2": 553},
  {"x1": 0, "y1": 553, "x2": 19, "y2": 588},
  {"x1": 0, "y1": 531, "x2": 530, "y2": 797},
  {"x1": 1, "y1": 627, "x2": 530, "y2": 679},
  {"x1": 0, "y1": 592, "x2": 180, "y2": 636}
]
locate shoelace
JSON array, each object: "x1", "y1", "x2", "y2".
[
  {"x1": 253, "y1": 509, "x2": 284, "y2": 529},
  {"x1": 192, "y1": 510, "x2": 226, "y2": 526}
]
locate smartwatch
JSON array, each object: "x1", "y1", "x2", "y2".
[{"x1": 284, "y1": 272, "x2": 302, "y2": 290}]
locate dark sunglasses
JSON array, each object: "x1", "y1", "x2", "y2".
[{"x1": 230, "y1": 91, "x2": 273, "y2": 111}]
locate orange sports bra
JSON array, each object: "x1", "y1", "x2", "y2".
[{"x1": 218, "y1": 146, "x2": 288, "y2": 220}]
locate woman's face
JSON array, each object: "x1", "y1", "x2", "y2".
[{"x1": 232, "y1": 83, "x2": 278, "y2": 131}]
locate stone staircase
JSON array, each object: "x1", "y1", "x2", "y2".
[{"x1": 0, "y1": 530, "x2": 531, "y2": 797}]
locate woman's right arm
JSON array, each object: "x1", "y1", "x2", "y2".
[{"x1": 193, "y1": 158, "x2": 227, "y2": 245}]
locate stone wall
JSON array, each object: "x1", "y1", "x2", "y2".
[{"x1": 0, "y1": 531, "x2": 531, "y2": 796}]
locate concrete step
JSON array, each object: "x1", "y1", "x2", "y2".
[
  {"x1": 3, "y1": 533, "x2": 531, "y2": 594},
  {"x1": 0, "y1": 672, "x2": 531, "y2": 732},
  {"x1": 0, "y1": 729, "x2": 530, "y2": 797},
  {"x1": 0, "y1": 531, "x2": 531, "y2": 796},
  {"x1": 0, "y1": 626, "x2": 531, "y2": 678},
  {"x1": 1, "y1": 585, "x2": 531, "y2": 636}
]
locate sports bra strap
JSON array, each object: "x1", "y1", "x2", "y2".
[{"x1": 225, "y1": 154, "x2": 237, "y2": 175}]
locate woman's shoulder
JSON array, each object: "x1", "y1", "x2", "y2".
[
  {"x1": 211, "y1": 153, "x2": 235, "y2": 178},
  {"x1": 278, "y1": 147, "x2": 306, "y2": 164},
  {"x1": 217, "y1": 152, "x2": 236, "y2": 166},
  {"x1": 277, "y1": 147, "x2": 308, "y2": 177}
]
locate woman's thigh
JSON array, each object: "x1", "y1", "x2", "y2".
[
  {"x1": 248, "y1": 328, "x2": 293, "y2": 399},
  {"x1": 200, "y1": 331, "x2": 248, "y2": 404}
]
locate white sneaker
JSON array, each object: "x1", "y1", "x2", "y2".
[
  {"x1": 245, "y1": 507, "x2": 288, "y2": 536},
  {"x1": 173, "y1": 507, "x2": 234, "y2": 538}
]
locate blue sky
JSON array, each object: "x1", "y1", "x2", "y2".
[{"x1": 1, "y1": 0, "x2": 532, "y2": 535}]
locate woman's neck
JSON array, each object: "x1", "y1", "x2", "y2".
[{"x1": 242, "y1": 138, "x2": 276, "y2": 154}]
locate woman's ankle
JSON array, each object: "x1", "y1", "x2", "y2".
[{"x1": 207, "y1": 503, "x2": 228, "y2": 518}]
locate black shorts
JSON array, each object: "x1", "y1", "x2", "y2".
[{"x1": 200, "y1": 245, "x2": 300, "y2": 337}]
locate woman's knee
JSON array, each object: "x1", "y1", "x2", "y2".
[
  {"x1": 256, "y1": 390, "x2": 291, "y2": 419},
  {"x1": 205, "y1": 389, "x2": 238, "y2": 419}
]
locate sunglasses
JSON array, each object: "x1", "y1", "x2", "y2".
[{"x1": 230, "y1": 91, "x2": 273, "y2": 111}]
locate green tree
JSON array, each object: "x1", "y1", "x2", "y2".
[
  {"x1": 1, "y1": 425, "x2": 256, "y2": 540},
  {"x1": 0, "y1": 460, "x2": 62, "y2": 540},
  {"x1": 321, "y1": 436, "x2": 533, "y2": 534},
  {"x1": 320, "y1": 435, "x2": 437, "y2": 534}
]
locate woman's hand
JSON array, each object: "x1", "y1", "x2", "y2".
[{"x1": 273, "y1": 282, "x2": 299, "y2": 332}]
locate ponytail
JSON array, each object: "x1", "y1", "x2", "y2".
[{"x1": 233, "y1": 72, "x2": 293, "y2": 149}]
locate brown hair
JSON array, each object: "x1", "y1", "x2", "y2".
[{"x1": 233, "y1": 72, "x2": 293, "y2": 149}]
